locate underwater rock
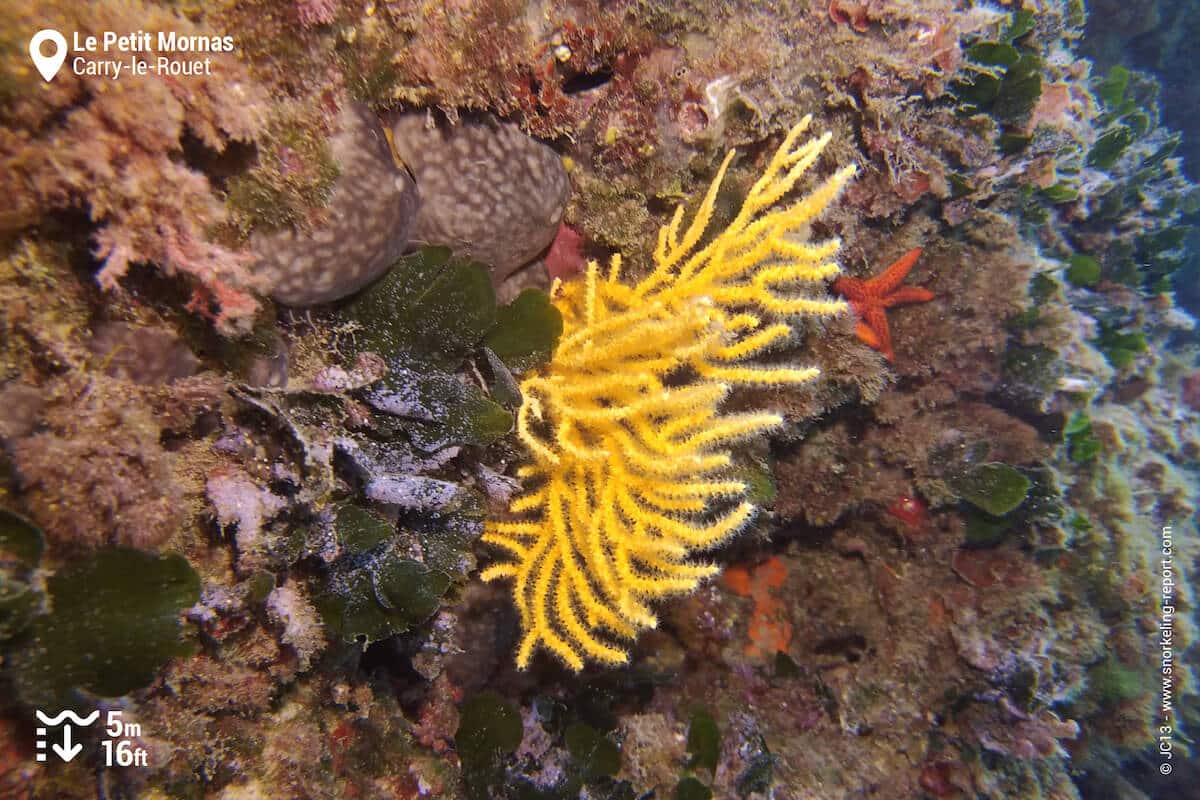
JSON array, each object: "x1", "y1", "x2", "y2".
[
  {"x1": 88, "y1": 322, "x2": 200, "y2": 385},
  {"x1": 389, "y1": 113, "x2": 570, "y2": 282},
  {"x1": 0, "y1": 383, "x2": 44, "y2": 442},
  {"x1": 250, "y1": 103, "x2": 419, "y2": 306},
  {"x1": 206, "y1": 469, "x2": 288, "y2": 571},
  {"x1": 13, "y1": 401, "x2": 182, "y2": 553},
  {"x1": 365, "y1": 475, "x2": 469, "y2": 513},
  {"x1": 266, "y1": 580, "x2": 324, "y2": 669}
]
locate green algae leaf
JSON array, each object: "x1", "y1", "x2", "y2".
[
  {"x1": 1096, "y1": 324, "x2": 1148, "y2": 369},
  {"x1": 1070, "y1": 435, "x2": 1101, "y2": 463},
  {"x1": 730, "y1": 460, "x2": 776, "y2": 506},
  {"x1": 566, "y1": 722, "x2": 621, "y2": 781},
  {"x1": 245, "y1": 572, "x2": 276, "y2": 605},
  {"x1": 1087, "y1": 126, "x2": 1135, "y2": 170},
  {"x1": 686, "y1": 710, "x2": 721, "y2": 775},
  {"x1": 1000, "y1": 343, "x2": 1059, "y2": 410},
  {"x1": 0, "y1": 581, "x2": 39, "y2": 641},
  {"x1": 316, "y1": 548, "x2": 449, "y2": 645},
  {"x1": 675, "y1": 778, "x2": 714, "y2": 800},
  {"x1": 343, "y1": 247, "x2": 496, "y2": 369},
  {"x1": 407, "y1": 385, "x2": 512, "y2": 452},
  {"x1": 1063, "y1": 411, "x2": 1092, "y2": 438},
  {"x1": 1097, "y1": 66, "x2": 1130, "y2": 109},
  {"x1": 948, "y1": 173, "x2": 975, "y2": 198},
  {"x1": 773, "y1": 651, "x2": 801, "y2": 679},
  {"x1": 999, "y1": 133, "x2": 1032, "y2": 154},
  {"x1": 954, "y1": 72, "x2": 1001, "y2": 109},
  {"x1": 963, "y1": 511, "x2": 1013, "y2": 547},
  {"x1": 993, "y1": 53, "x2": 1042, "y2": 121},
  {"x1": 482, "y1": 347, "x2": 523, "y2": 409},
  {"x1": 1065, "y1": 254, "x2": 1102, "y2": 287},
  {"x1": 1087, "y1": 657, "x2": 1148, "y2": 706},
  {"x1": 416, "y1": 508, "x2": 485, "y2": 579},
  {"x1": 1040, "y1": 183, "x2": 1078, "y2": 204},
  {"x1": 1030, "y1": 272, "x2": 1059, "y2": 302},
  {"x1": 335, "y1": 504, "x2": 394, "y2": 554},
  {"x1": 1067, "y1": 0, "x2": 1086, "y2": 27},
  {"x1": 966, "y1": 42, "x2": 1020, "y2": 68},
  {"x1": 1126, "y1": 111, "x2": 1151, "y2": 138},
  {"x1": 367, "y1": 368, "x2": 513, "y2": 451},
  {"x1": 456, "y1": 691, "x2": 522, "y2": 800},
  {"x1": 0, "y1": 509, "x2": 44, "y2": 566},
  {"x1": 953, "y1": 463, "x2": 1032, "y2": 516},
  {"x1": 1004, "y1": 9, "x2": 1037, "y2": 41},
  {"x1": 1068, "y1": 513, "x2": 1093, "y2": 532},
  {"x1": 484, "y1": 288, "x2": 564, "y2": 371},
  {"x1": 1145, "y1": 134, "x2": 1180, "y2": 169},
  {"x1": 9, "y1": 549, "x2": 200, "y2": 706}
]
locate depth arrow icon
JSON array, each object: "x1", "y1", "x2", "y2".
[{"x1": 52, "y1": 725, "x2": 82, "y2": 762}]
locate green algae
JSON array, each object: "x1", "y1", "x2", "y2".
[
  {"x1": 484, "y1": 288, "x2": 564, "y2": 371},
  {"x1": 1000, "y1": 343, "x2": 1060, "y2": 409},
  {"x1": 371, "y1": 368, "x2": 513, "y2": 451},
  {"x1": 316, "y1": 491, "x2": 482, "y2": 646},
  {"x1": 1087, "y1": 126, "x2": 1136, "y2": 170},
  {"x1": 963, "y1": 511, "x2": 1014, "y2": 547},
  {"x1": 953, "y1": 463, "x2": 1032, "y2": 517},
  {"x1": 315, "y1": 545, "x2": 450, "y2": 646},
  {"x1": 1003, "y1": 9, "x2": 1037, "y2": 42},
  {"x1": 1095, "y1": 323, "x2": 1147, "y2": 370},
  {"x1": 0, "y1": 508, "x2": 43, "y2": 567},
  {"x1": 0, "y1": 581, "x2": 39, "y2": 642},
  {"x1": 343, "y1": 247, "x2": 496, "y2": 370},
  {"x1": 674, "y1": 777, "x2": 714, "y2": 800},
  {"x1": 483, "y1": 347, "x2": 524, "y2": 408},
  {"x1": 1065, "y1": 254, "x2": 1101, "y2": 287},
  {"x1": 685, "y1": 709, "x2": 720, "y2": 775},
  {"x1": 565, "y1": 722, "x2": 621, "y2": 781},
  {"x1": 0, "y1": 515, "x2": 41, "y2": 640},
  {"x1": 954, "y1": 42, "x2": 1042, "y2": 123},
  {"x1": 8, "y1": 548, "x2": 200, "y2": 706},
  {"x1": 1086, "y1": 657, "x2": 1149, "y2": 707},
  {"x1": 1040, "y1": 183, "x2": 1079, "y2": 204},
  {"x1": 1097, "y1": 67, "x2": 1130, "y2": 109},
  {"x1": 456, "y1": 691, "x2": 523, "y2": 800},
  {"x1": 335, "y1": 504, "x2": 394, "y2": 553},
  {"x1": 731, "y1": 459, "x2": 776, "y2": 506},
  {"x1": 1063, "y1": 412, "x2": 1101, "y2": 463},
  {"x1": 1030, "y1": 272, "x2": 1059, "y2": 302}
]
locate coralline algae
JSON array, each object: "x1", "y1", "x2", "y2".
[
  {"x1": 251, "y1": 105, "x2": 569, "y2": 306},
  {"x1": 251, "y1": 103, "x2": 419, "y2": 307},
  {"x1": 389, "y1": 112, "x2": 570, "y2": 283}
]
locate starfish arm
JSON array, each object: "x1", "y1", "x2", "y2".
[
  {"x1": 831, "y1": 276, "x2": 867, "y2": 303},
  {"x1": 871, "y1": 247, "x2": 923, "y2": 296},
  {"x1": 860, "y1": 307, "x2": 894, "y2": 361},
  {"x1": 880, "y1": 286, "x2": 936, "y2": 307},
  {"x1": 853, "y1": 320, "x2": 883, "y2": 350}
]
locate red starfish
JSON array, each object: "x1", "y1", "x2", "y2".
[{"x1": 831, "y1": 247, "x2": 934, "y2": 361}]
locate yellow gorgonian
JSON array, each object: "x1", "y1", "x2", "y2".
[{"x1": 481, "y1": 117, "x2": 856, "y2": 670}]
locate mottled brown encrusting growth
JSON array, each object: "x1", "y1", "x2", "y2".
[
  {"x1": 88, "y1": 322, "x2": 200, "y2": 385},
  {"x1": 250, "y1": 104, "x2": 419, "y2": 306},
  {"x1": 390, "y1": 113, "x2": 570, "y2": 282},
  {"x1": 11, "y1": 394, "x2": 182, "y2": 552}
]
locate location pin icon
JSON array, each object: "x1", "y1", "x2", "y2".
[{"x1": 29, "y1": 29, "x2": 67, "y2": 82}]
